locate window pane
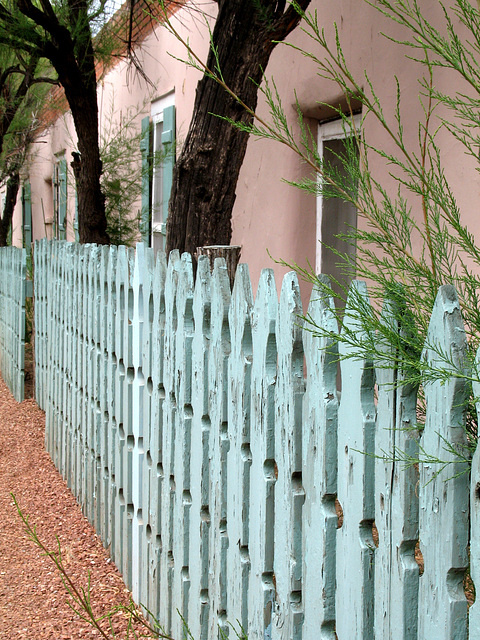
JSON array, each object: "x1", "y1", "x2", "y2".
[{"x1": 321, "y1": 137, "x2": 358, "y2": 299}]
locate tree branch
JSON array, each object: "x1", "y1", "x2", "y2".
[{"x1": 269, "y1": 0, "x2": 310, "y2": 43}]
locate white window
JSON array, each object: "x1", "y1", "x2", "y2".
[
  {"x1": 150, "y1": 93, "x2": 175, "y2": 254},
  {"x1": 316, "y1": 115, "x2": 361, "y2": 295}
]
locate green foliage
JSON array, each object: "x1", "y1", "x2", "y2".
[
  {"x1": 99, "y1": 99, "x2": 145, "y2": 246},
  {"x1": 98, "y1": 95, "x2": 171, "y2": 247},
  {"x1": 162, "y1": 0, "x2": 480, "y2": 465}
]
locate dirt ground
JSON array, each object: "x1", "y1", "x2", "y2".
[{"x1": 0, "y1": 363, "x2": 157, "y2": 639}]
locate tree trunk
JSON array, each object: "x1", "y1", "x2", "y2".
[
  {"x1": 54, "y1": 10, "x2": 109, "y2": 245},
  {"x1": 0, "y1": 169, "x2": 20, "y2": 246},
  {"x1": 18, "y1": 0, "x2": 110, "y2": 245},
  {"x1": 69, "y1": 92, "x2": 109, "y2": 245},
  {"x1": 166, "y1": 0, "x2": 310, "y2": 256}
]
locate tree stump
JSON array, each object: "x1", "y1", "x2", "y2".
[{"x1": 196, "y1": 245, "x2": 241, "y2": 290}]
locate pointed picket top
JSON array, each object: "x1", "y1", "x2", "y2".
[
  {"x1": 302, "y1": 275, "x2": 338, "y2": 640},
  {"x1": 188, "y1": 255, "x2": 213, "y2": 640},
  {"x1": 418, "y1": 285, "x2": 469, "y2": 640},
  {"x1": 469, "y1": 347, "x2": 480, "y2": 639},
  {"x1": 375, "y1": 295, "x2": 419, "y2": 640},
  {"x1": 336, "y1": 280, "x2": 376, "y2": 640},
  {"x1": 229, "y1": 263, "x2": 254, "y2": 347},
  {"x1": 227, "y1": 263, "x2": 254, "y2": 633},
  {"x1": 192, "y1": 255, "x2": 212, "y2": 420},
  {"x1": 249, "y1": 268, "x2": 278, "y2": 640},
  {"x1": 176, "y1": 252, "x2": 195, "y2": 328},
  {"x1": 273, "y1": 270, "x2": 304, "y2": 640}
]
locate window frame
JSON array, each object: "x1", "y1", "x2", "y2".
[
  {"x1": 150, "y1": 92, "x2": 175, "y2": 253},
  {"x1": 316, "y1": 113, "x2": 362, "y2": 275}
]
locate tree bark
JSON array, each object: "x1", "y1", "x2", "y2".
[
  {"x1": 0, "y1": 169, "x2": 20, "y2": 246},
  {"x1": 16, "y1": 0, "x2": 110, "y2": 244},
  {"x1": 166, "y1": 0, "x2": 311, "y2": 256}
]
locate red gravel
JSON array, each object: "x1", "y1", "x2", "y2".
[{"x1": 0, "y1": 374, "x2": 155, "y2": 639}]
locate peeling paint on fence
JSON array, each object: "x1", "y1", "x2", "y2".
[{"x1": 31, "y1": 239, "x2": 480, "y2": 639}]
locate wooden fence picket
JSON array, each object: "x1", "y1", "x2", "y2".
[
  {"x1": 0, "y1": 246, "x2": 26, "y2": 402},
  {"x1": 159, "y1": 249, "x2": 180, "y2": 633},
  {"x1": 374, "y1": 297, "x2": 419, "y2": 640},
  {"x1": 171, "y1": 252, "x2": 195, "y2": 640},
  {"x1": 207, "y1": 258, "x2": 232, "y2": 640},
  {"x1": 302, "y1": 275, "x2": 338, "y2": 640},
  {"x1": 418, "y1": 285, "x2": 469, "y2": 640},
  {"x1": 335, "y1": 281, "x2": 376, "y2": 640},
  {"x1": 273, "y1": 272, "x2": 305, "y2": 640},
  {"x1": 226, "y1": 263, "x2": 254, "y2": 635},
  {"x1": 470, "y1": 346, "x2": 480, "y2": 639},
  {"x1": 146, "y1": 250, "x2": 167, "y2": 621},
  {"x1": 248, "y1": 268, "x2": 278, "y2": 640},
  {"x1": 189, "y1": 256, "x2": 212, "y2": 640}
]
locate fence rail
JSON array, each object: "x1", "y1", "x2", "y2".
[
  {"x1": 0, "y1": 246, "x2": 26, "y2": 402},
  {"x1": 33, "y1": 239, "x2": 480, "y2": 639}
]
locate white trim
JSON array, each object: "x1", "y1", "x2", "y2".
[
  {"x1": 150, "y1": 92, "x2": 175, "y2": 245},
  {"x1": 151, "y1": 91, "x2": 175, "y2": 119}
]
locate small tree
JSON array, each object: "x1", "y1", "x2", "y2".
[
  {"x1": 0, "y1": 0, "x2": 128, "y2": 244},
  {"x1": 0, "y1": 48, "x2": 55, "y2": 246},
  {"x1": 168, "y1": 0, "x2": 480, "y2": 460}
]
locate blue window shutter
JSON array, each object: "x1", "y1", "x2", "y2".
[
  {"x1": 22, "y1": 182, "x2": 32, "y2": 254},
  {"x1": 59, "y1": 158, "x2": 67, "y2": 240},
  {"x1": 161, "y1": 105, "x2": 175, "y2": 228},
  {"x1": 140, "y1": 115, "x2": 151, "y2": 245}
]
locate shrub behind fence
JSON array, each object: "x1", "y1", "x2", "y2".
[
  {"x1": 0, "y1": 246, "x2": 26, "y2": 402},
  {"x1": 33, "y1": 239, "x2": 480, "y2": 640}
]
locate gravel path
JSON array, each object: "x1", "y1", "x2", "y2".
[{"x1": 0, "y1": 374, "x2": 153, "y2": 639}]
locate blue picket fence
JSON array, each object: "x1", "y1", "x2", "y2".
[
  {"x1": 0, "y1": 246, "x2": 27, "y2": 402},
  {"x1": 27, "y1": 238, "x2": 480, "y2": 639}
]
